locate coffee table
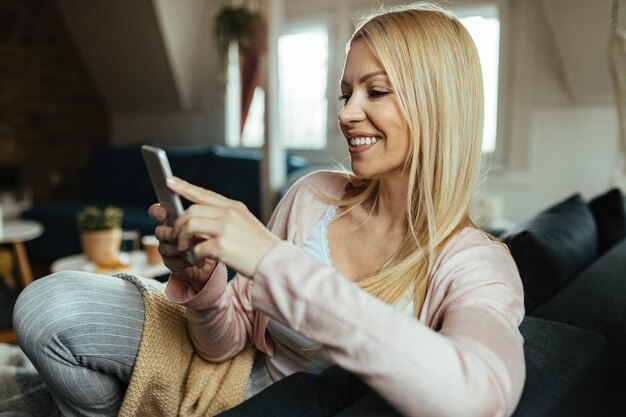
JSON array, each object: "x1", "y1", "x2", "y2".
[
  {"x1": 51, "y1": 250, "x2": 170, "y2": 279},
  {"x1": 0, "y1": 219, "x2": 44, "y2": 287}
]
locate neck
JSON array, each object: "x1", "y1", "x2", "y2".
[{"x1": 368, "y1": 174, "x2": 409, "y2": 232}]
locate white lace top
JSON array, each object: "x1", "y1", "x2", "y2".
[{"x1": 244, "y1": 205, "x2": 413, "y2": 399}]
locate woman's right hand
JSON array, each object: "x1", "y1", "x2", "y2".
[{"x1": 148, "y1": 204, "x2": 218, "y2": 293}]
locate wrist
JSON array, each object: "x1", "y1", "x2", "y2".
[{"x1": 248, "y1": 234, "x2": 281, "y2": 278}]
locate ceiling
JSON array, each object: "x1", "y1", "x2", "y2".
[
  {"x1": 541, "y1": 0, "x2": 625, "y2": 103},
  {"x1": 53, "y1": 0, "x2": 626, "y2": 114}
]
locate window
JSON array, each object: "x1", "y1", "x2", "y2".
[
  {"x1": 229, "y1": 6, "x2": 500, "y2": 155},
  {"x1": 229, "y1": 26, "x2": 329, "y2": 149},
  {"x1": 277, "y1": 28, "x2": 328, "y2": 149},
  {"x1": 456, "y1": 5, "x2": 500, "y2": 154}
]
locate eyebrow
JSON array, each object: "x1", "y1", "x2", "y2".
[{"x1": 341, "y1": 70, "x2": 388, "y2": 86}]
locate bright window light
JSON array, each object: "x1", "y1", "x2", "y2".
[
  {"x1": 241, "y1": 87, "x2": 265, "y2": 147},
  {"x1": 458, "y1": 8, "x2": 500, "y2": 154},
  {"x1": 278, "y1": 29, "x2": 328, "y2": 149},
  {"x1": 237, "y1": 28, "x2": 329, "y2": 149}
]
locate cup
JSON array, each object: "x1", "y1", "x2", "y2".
[
  {"x1": 121, "y1": 230, "x2": 140, "y2": 252},
  {"x1": 141, "y1": 235, "x2": 162, "y2": 265}
]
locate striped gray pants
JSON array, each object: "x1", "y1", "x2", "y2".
[{"x1": 12, "y1": 271, "x2": 145, "y2": 417}]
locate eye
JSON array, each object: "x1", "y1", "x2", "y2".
[
  {"x1": 338, "y1": 93, "x2": 351, "y2": 105},
  {"x1": 369, "y1": 89, "x2": 389, "y2": 99}
]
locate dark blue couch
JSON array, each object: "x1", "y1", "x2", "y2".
[{"x1": 22, "y1": 144, "x2": 307, "y2": 262}]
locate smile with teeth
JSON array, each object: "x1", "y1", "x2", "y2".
[{"x1": 349, "y1": 136, "x2": 382, "y2": 147}]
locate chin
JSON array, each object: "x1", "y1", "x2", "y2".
[
  {"x1": 350, "y1": 164, "x2": 376, "y2": 180},
  {"x1": 350, "y1": 162, "x2": 401, "y2": 182}
]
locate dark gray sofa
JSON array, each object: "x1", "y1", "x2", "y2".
[
  {"x1": 505, "y1": 188, "x2": 626, "y2": 417},
  {"x1": 522, "y1": 240, "x2": 626, "y2": 416}
]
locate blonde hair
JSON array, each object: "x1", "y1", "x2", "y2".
[{"x1": 325, "y1": 2, "x2": 484, "y2": 316}]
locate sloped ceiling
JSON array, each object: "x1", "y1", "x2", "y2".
[
  {"x1": 54, "y1": 0, "x2": 625, "y2": 111},
  {"x1": 54, "y1": 0, "x2": 181, "y2": 113},
  {"x1": 541, "y1": 0, "x2": 625, "y2": 103}
]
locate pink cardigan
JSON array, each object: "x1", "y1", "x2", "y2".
[{"x1": 165, "y1": 171, "x2": 526, "y2": 417}]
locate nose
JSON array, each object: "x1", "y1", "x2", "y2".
[{"x1": 338, "y1": 96, "x2": 366, "y2": 126}]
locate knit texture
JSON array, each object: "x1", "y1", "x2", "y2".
[{"x1": 116, "y1": 273, "x2": 255, "y2": 417}]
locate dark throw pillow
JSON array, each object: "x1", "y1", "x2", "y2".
[
  {"x1": 588, "y1": 188, "x2": 626, "y2": 254},
  {"x1": 500, "y1": 194, "x2": 598, "y2": 313}
]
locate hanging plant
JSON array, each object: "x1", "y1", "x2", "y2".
[{"x1": 214, "y1": 5, "x2": 259, "y2": 68}]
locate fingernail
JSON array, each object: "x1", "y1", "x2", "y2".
[{"x1": 166, "y1": 178, "x2": 178, "y2": 186}]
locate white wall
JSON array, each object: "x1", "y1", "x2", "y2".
[
  {"x1": 483, "y1": 0, "x2": 620, "y2": 222},
  {"x1": 110, "y1": 0, "x2": 226, "y2": 146},
  {"x1": 111, "y1": 112, "x2": 211, "y2": 146},
  {"x1": 486, "y1": 106, "x2": 619, "y2": 222}
]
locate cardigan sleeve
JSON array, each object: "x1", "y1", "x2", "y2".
[
  {"x1": 161, "y1": 172, "x2": 312, "y2": 361},
  {"x1": 250, "y1": 229, "x2": 526, "y2": 417}
]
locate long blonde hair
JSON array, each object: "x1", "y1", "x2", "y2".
[{"x1": 325, "y1": 3, "x2": 484, "y2": 316}]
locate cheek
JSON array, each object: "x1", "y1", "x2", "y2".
[{"x1": 378, "y1": 109, "x2": 411, "y2": 152}]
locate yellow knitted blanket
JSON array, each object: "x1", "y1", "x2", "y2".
[{"x1": 115, "y1": 273, "x2": 255, "y2": 417}]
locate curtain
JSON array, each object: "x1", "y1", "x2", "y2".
[
  {"x1": 239, "y1": 16, "x2": 266, "y2": 134},
  {"x1": 239, "y1": 50, "x2": 260, "y2": 133}
]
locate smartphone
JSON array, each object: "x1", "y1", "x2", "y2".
[{"x1": 141, "y1": 145, "x2": 195, "y2": 265}]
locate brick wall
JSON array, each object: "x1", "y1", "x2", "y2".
[{"x1": 0, "y1": 0, "x2": 108, "y2": 203}]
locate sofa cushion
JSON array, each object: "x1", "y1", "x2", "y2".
[
  {"x1": 85, "y1": 145, "x2": 154, "y2": 207},
  {"x1": 588, "y1": 188, "x2": 626, "y2": 255},
  {"x1": 513, "y1": 316, "x2": 607, "y2": 417},
  {"x1": 531, "y1": 237, "x2": 626, "y2": 415},
  {"x1": 500, "y1": 194, "x2": 598, "y2": 312},
  {"x1": 132, "y1": 145, "x2": 214, "y2": 208}
]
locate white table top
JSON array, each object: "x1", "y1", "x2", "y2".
[
  {"x1": 51, "y1": 251, "x2": 170, "y2": 279},
  {"x1": 0, "y1": 220, "x2": 44, "y2": 244}
]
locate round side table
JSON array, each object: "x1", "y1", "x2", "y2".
[
  {"x1": 0, "y1": 219, "x2": 43, "y2": 343},
  {"x1": 0, "y1": 219, "x2": 44, "y2": 287}
]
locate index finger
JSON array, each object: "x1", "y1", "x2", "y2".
[{"x1": 166, "y1": 177, "x2": 230, "y2": 207}]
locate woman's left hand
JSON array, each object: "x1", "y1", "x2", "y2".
[{"x1": 167, "y1": 176, "x2": 280, "y2": 277}]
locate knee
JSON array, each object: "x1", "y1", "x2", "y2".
[{"x1": 13, "y1": 271, "x2": 91, "y2": 350}]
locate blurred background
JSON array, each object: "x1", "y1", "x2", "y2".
[
  {"x1": 0, "y1": 0, "x2": 622, "y2": 216},
  {"x1": 0, "y1": 0, "x2": 624, "y2": 276}
]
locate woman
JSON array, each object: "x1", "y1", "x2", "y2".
[{"x1": 13, "y1": 3, "x2": 525, "y2": 417}]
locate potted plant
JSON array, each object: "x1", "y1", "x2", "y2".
[
  {"x1": 214, "y1": 4, "x2": 265, "y2": 68},
  {"x1": 77, "y1": 206, "x2": 124, "y2": 265}
]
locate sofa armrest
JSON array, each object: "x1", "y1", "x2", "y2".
[
  {"x1": 513, "y1": 316, "x2": 607, "y2": 417},
  {"x1": 531, "y1": 237, "x2": 626, "y2": 414}
]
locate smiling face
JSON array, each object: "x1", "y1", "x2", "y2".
[{"x1": 338, "y1": 40, "x2": 411, "y2": 180}]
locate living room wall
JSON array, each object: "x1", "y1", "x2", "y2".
[
  {"x1": 0, "y1": 0, "x2": 108, "y2": 203},
  {"x1": 484, "y1": 0, "x2": 620, "y2": 222}
]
